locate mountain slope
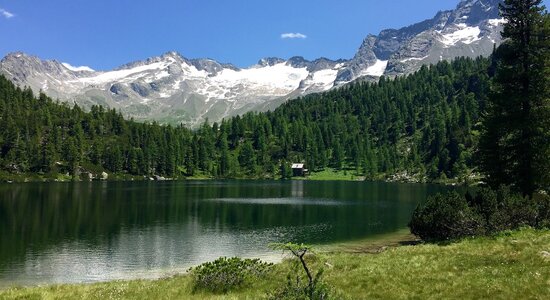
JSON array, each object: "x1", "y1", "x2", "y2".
[
  {"x1": 0, "y1": 0, "x2": 504, "y2": 126},
  {"x1": 0, "y1": 56, "x2": 491, "y2": 182},
  {"x1": 336, "y1": 0, "x2": 503, "y2": 82},
  {"x1": 1, "y1": 52, "x2": 346, "y2": 126}
]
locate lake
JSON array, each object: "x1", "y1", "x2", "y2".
[{"x1": 0, "y1": 180, "x2": 456, "y2": 287}]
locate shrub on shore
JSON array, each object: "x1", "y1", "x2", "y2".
[
  {"x1": 188, "y1": 257, "x2": 272, "y2": 294},
  {"x1": 409, "y1": 186, "x2": 550, "y2": 241}
]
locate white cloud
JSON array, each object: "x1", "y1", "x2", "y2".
[
  {"x1": 0, "y1": 8, "x2": 15, "y2": 19},
  {"x1": 281, "y1": 32, "x2": 307, "y2": 39}
]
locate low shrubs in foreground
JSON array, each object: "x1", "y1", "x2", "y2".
[
  {"x1": 269, "y1": 243, "x2": 337, "y2": 300},
  {"x1": 188, "y1": 245, "x2": 339, "y2": 299},
  {"x1": 409, "y1": 186, "x2": 550, "y2": 241},
  {"x1": 188, "y1": 257, "x2": 272, "y2": 294}
]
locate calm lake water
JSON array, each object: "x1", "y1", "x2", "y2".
[{"x1": 0, "y1": 180, "x2": 456, "y2": 287}]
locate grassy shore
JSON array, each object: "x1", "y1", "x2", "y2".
[
  {"x1": 1, "y1": 228, "x2": 548, "y2": 299},
  {"x1": 1, "y1": 167, "x2": 473, "y2": 185},
  {"x1": 295, "y1": 168, "x2": 365, "y2": 181}
]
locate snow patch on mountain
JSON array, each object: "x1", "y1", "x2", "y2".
[
  {"x1": 361, "y1": 60, "x2": 388, "y2": 77},
  {"x1": 311, "y1": 69, "x2": 338, "y2": 90},
  {"x1": 300, "y1": 68, "x2": 340, "y2": 92},
  {"x1": 180, "y1": 61, "x2": 209, "y2": 78},
  {"x1": 400, "y1": 56, "x2": 429, "y2": 63},
  {"x1": 212, "y1": 63, "x2": 309, "y2": 92},
  {"x1": 488, "y1": 18, "x2": 506, "y2": 26},
  {"x1": 439, "y1": 24, "x2": 481, "y2": 46},
  {"x1": 70, "y1": 60, "x2": 173, "y2": 85},
  {"x1": 62, "y1": 63, "x2": 95, "y2": 72},
  {"x1": 154, "y1": 70, "x2": 170, "y2": 80}
]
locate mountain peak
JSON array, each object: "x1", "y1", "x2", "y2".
[
  {"x1": 2, "y1": 52, "x2": 39, "y2": 64},
  {"x1": 257, "y1": 57, "x2": 286, "y2": 67},
  {"x1": 451, "y1": 0, "x2": 501, "y2": 25},
  {"x1": 287, "y1": 56, "x2": 310, "y2": 68},
  {"x1": 160, "y1": 51, "x2": 184, "y2": 60},
  {"x1": 4, "y1": 51, "x2": 28, "y2": 59},
  {"x1": 1, "y1": 0, "x2": 506, "y2": 127}
]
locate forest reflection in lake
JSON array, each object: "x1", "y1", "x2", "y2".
[{"x1": 0, "y1": 180, "x2": 456, "y2": 286}]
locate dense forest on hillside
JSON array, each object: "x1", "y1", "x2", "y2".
[{"x1": 0, "y1": 56, "x2": 491, "y2": 182}]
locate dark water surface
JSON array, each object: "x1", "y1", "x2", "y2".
[{"x1": 0, "y1": 180, "x2": 456, "y2": 286}]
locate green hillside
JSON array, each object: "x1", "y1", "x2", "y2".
[{"x1": 0, "y1": 56, "x2": 491, "y2": 182}]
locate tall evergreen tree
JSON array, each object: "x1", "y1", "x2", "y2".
[
  {"x1": 219, "y1": 132, "x2": 230, "y2": 177},
  {"x1": 480, "y1": 0, "x2": 549, "y2": 195}
]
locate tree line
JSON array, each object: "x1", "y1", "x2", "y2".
[{"x1": 0, "y1": 56, "x2": 492, "y2": 181}]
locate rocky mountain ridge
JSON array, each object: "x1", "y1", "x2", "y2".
[{"x1": 0, "y1": 0, "x2": 505, "y2": 126}]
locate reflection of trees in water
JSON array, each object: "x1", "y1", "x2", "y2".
[{"x1": 0, "y1": 181, "x2": 454, "y2": 268}]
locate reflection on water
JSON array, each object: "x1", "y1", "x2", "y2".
[
  {"x1": 0, "y1": 180, "x2": 456, "y2": 286},
  {"x1": 206, "y1": 198, "x2": 348, "y2": 206}
]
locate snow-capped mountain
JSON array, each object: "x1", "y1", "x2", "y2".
[
  {"x1": 336, "y1": 0, "x2": 504, "y2": 82},
  {"x1": 0, "y1": 0, "x2": 505, "y2": 126},
  {"x1": 1, "y1": 51, "x2": 345, "y2": 126}
]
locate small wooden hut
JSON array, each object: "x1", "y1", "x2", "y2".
[{"x1": 291, "y1": 163, "x2": 308, "y2": 177}]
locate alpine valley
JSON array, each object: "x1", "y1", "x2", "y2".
[
  {"x1": 2, "y1": 0, "x2": 550, "y2": 297},
  {"x1": 0, "y1": 0, "x2": 504, "y2": 126}
]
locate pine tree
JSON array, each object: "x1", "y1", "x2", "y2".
[
  {"x1": 238, "y1": 141, "x2": 256, "y2": 175},
  {"x1": 331, "y1": 139, "x2": 344, "y2": 170},
  {"x1": 219, "y1": 132, "x2": 230, "y2": 177},
  {"x1": 480, "y1": 0, "x2": 549, "y2": 195},
  {"x1": 280, "y1": 161, "x2": 292, "y2": 179}
]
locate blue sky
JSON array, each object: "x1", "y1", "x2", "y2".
[{"x1": 0, "y1": 0, "x2": 542, "y2": 70}]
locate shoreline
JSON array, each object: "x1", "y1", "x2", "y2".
[
  {"x1": 0, "y1": 230, "x2": 413, "y2": 290},
  {"x1": 0, "y1": 252, "x2": 287, "y2": 290},
  {"x1": 317, "y1": 228, "x2": 419, "y2": 254},
  {"x1": 1, "y1": 228, "x2": 548, "y2": 299},
  {"x1": 0, "y1": 171, "x2": 477, "y2": 187}
]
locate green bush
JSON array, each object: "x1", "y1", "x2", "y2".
[
  {"x1": 534, "y1": 193, "x2": 550, "y2": 228},
  {"x1": 409, "y1": 187, "x2": 550, "y2": 241},
  {"x1": 465, "y1": 187, "x2": 535, "y2": 232},
  {"x1": 188, "y1": 257, "x2": 272, "y2": 294},
  {"x1": 268, "y1": 243, "x2": 341, "y2": 300},
  {"x1": 409, "y1": 191, "x2": 485, "y2": 241},
  {"x1": 269, "y1": 270, "x2": 334, "y2": 300}
]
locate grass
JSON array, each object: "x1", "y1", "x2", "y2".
[
  {"x1": 295, "y1": 168, "x2": 366, "y2": 181},
  {"x1": 184, "y1": 171, "x2": 215, "y2": 180},
  {"x1": 320, "y1": 228, "x2": 550, "y2": 299},
  {"x1": 1, "y1": 228, "x2": 549, "y2": 299},
  {"x1": 317, "y1": 228, "x2": 419, "y2": 253}
]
